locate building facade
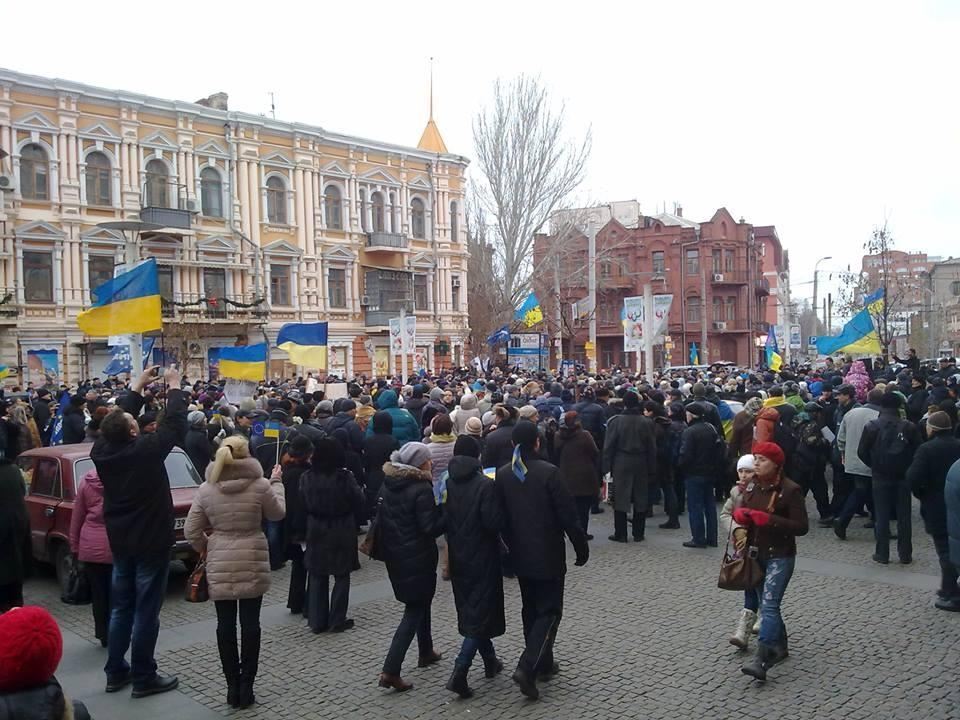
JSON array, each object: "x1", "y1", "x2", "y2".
[
  {"x1": 923, "y1": 258, "x2": 960, "y2": 358},
  {"x1": 533, "y1": 207, "x2": 787, "y2": 371},
  {"x1": 0, "y1": 68, "x2": 469, "y2": 385}
]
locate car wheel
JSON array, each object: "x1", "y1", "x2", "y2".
[{"x1": 53, "y1": 543, "x2": 72, "y2": 595}]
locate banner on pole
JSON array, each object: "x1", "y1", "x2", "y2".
[
  {"x1": 623, "y1": 296, "x2": 644, "y2": 352},
  {"x1": 652, "y1": 295, "x2": 673, "y2": 340}
]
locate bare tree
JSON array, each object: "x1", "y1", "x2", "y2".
[
  {"x1": 473, "y1": 75, "x2": 591, "y2": 319},
  {"x1": 465, "y1": 194, "x2": 502, "y2": 357}
]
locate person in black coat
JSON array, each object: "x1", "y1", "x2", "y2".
[
  {"x1": 91, "y1": 365, "x2": 186, "y2": 697},
  {"x1": 301, "y1": 438, "x2": 365, "y2": 634},
  {"x1": 906, "y1": 376, "x2": 929, "y2": 425},
  {"x1": 678, "y1": 404, "x2": 722, "y2": 548},
  {"x1": 32, "y1": 389, "x2": 52, "y2": 445},
  {"x1": 281, "y1": 435, "x2": 313, "y2": 616},
  {"x1": 363, "y1": 412, "x2": 399, "y2": 519},
  {"x1": 61, "y1": 396, "x2": 87, "y2": 445},
  {"x1": 327, "y1": 400, "x2": 365, "y2": 489},
  {"x1": 480, "y1": 404, "x2": 518, "y2": 470},
  {"x1": 0, "y1": 456, "x2": 31, "y2": 612},
  {"x1": 495, "y1": 421, "x2": 589, "y2": 701},
  {"x1": 378, "y1": 442, "x2": 445, "y2": 692},
  {"x1": 907, "y1": 411, "x2": 960, "y2": 609},
  {"x1": 184, "y1": 411, "x2": 212, "y2": 477},
  {"x1": 443, "y1": 436, "x2": 505, "y2": 698}
]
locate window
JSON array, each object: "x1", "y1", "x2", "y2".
[
  {"x1": 144, "y1": 159, "x2": 169, "y2": 208},
  {"x1": 23, "y1": 251, "x2": 53, "y2": 303},
  {"x1": 324, "y1": 185, "x2": 342, "y2": 229},
  {"x1": 724, "y1": 249, "x2": 735, "y2": 273},
  {"x1": 451, "y1": 274, "x2": 461, "y2": 311},
  {"x1": 88, "y1": 255, "x2": 114, "y2": 292},
  {"x1": 951, "y1": 281, "x2": 960, "y2": 297},
  {"x1": 157, "y1": 264, "x2": 174, "y2": 300},
  {"x1": 85, "y1": 151, "x2": 111, "y2": 206},
  {"x1": 28, "y1": 458, "x2": 61, "y2": 497},
  {"x1": 600, "y1": 260, "x2": 612, "y2": 278},
  {"x1": 371, "y1": 192, "x2": 385, "y2": 232},
  {"x1": 686, "y1": 296, "x2": 701, "y2": 323},
  {"x1": 712, "y1": 297, "x2": 723, "y2": 321},
  {"x1": 725, "y1": 296, "x2": 737, "y2": 322},
  {"x1": 450, "y1": 200, "x2": 459, "y2": 241},
  {"x1": 712, "y1": 249, "x2": 723, "y2": 273},
  {"x1": 203, "y1": 267, "x2": 226, "y2": 299},
  {"x1": 270, "y1": 264, "x2": 291, "y2": 306},
  {"x1": 410, "y1": 197, "x2": 425, "y2": 239},
  {"x1": 358, "y1": 189, "x2": 367, "y2": 231},
  {"x1": 328, "y1": 268, "x2": 346, "y2": 308},
  {"x1": 266, "y1": 176, "x2": 286, "y2": 224},
  {"x1": 652, "y1": 251, "x2": 665, "y2": 274},
  {"x1": 413, "y1": 273, "x2": 428, "y2": 310},
  {"x1": 19, "y1": 144, "x2": 49, "y2": 200},
  {"x1": 686, "y1": 249, "x2": 699, "y2": 275},
  {"x1": 200, "y1": 167, "x2": 223, "y2": 217}
]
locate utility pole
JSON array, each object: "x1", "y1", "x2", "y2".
[
  {"x1": 643, "y1": 282, "x2": 654, "y2": 380},
  {"x1": 587, "y1": 217, "x2": 597, "y2": 373},
  {"x1": 697, "y1": 228, "x2": 707, "y2": 363},
  {"x1": 554, "y1": 251, "x2": 563, "y2": 369}
]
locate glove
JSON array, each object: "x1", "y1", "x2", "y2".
[
  {"x1": 732, "y1": 508, "x2": 753, "y2": 526},
  {"x1": 575, "y1": 547, "x2": 589, "y2": 567},
  {"x1": 748, "y1": 510, "x2": 772, "y2": 527}
]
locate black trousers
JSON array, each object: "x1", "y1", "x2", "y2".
[
  {"x1": 931, "y1": 532, "x2": 960, "y2": 596},
  {"x1": 0, "y1": 582, "x2": 23, "y2": 613},
  {"x1": 307, "y1": 572, "x2": 350, "y2": 632},
  {"x1": 286, "y1": 545, "x2": 307, "y2": 614},
  {"x1": 873, "y1": 479, "x2": 912, "y2": 562},
  {"x1": 84, "y1": 562, "x2": 113, "y2": 643},
  {"x1": 796, "y1": 465, "x2": 831, "y2": 518},
  {"x1": 382, "y1": 601, "x2": 433, "y2": 675},
  {"x1": 517, "y1": 576, "x2": 565, "y2": 674},
  {"x1": 574, "y1": 496, "x2": 592, "y2": 535}
]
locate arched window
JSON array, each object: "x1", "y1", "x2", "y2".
[
  {"x1": 266, "y1": 176, "x2": 287, "y2": 224},
  {"x1": 449, "y1": 200, "x2": 459, "y2": 241},
  {"x1": 371, "y1": 192, "x2": 385, "y2": 232},
  {"x1": 85, "y1": 151, "x2": 111, "y2": 206},
  {"x1": 411, "y1": 197, "x2": 425, "y2": 239},
  {"x1": 20, "y1": 144, "x2": 49, "y2": 200},
  {"x1": 324, "y1": 185, "x2": 342, "y2": 229},
  {"x1": 144, "y1": 159, "x2": 169, "y2": 208},
  {"x1": 200, "y1": 167, "x2": 223, "y2": 217}
]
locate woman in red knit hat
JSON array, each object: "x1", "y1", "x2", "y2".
[{"x1": 732, "y1": 441, "x2": 809, "y2": 681}]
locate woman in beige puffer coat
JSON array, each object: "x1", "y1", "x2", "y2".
[{"x1": 184, "y1": 435, "x2": 285, "y2": 710}]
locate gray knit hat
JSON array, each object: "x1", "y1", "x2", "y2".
[
  {"x1": 187, "y1": 410, "x2": 207, "y2": 427},
  {"x1": 391, "y1": 441, "x2": 432, "y2": 469}
]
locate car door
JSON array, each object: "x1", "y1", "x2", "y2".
[{"x1": 21, "y1": 456, "x2": 63, "y2": 562}]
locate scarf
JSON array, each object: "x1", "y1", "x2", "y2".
[{"x1": 511, "y1": 446, "x2": 528, "y2": 483}]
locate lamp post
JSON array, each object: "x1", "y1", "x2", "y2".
[{"x1": 812, "y1": 256, "x2": 832, "y2": 336}]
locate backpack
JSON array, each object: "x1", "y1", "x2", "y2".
[
  {"x1": 870, "y1": 420, "x2": 912, "y2": 476},
  {"x1": 772, "y1": 413, "x2": 797, "y2": 459}
]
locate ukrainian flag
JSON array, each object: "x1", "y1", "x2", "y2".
[
  {"x1": 0, "y1": 365, "x2": 12, "y2": 379},
  {"x1": 77, "y1": 258, "x2": 162, "y2": 337},
  {"x1": 515, "y1": 293, "x2": 543, "y2": 327},
  {"x1": 218, "y1": 343, "x2": 267, "y2": 382},
  {"x1": 815, "y1": 288, "x2": 883, "y2": 356},
  {"x1": 765, "y1": 326, "x2": 783, "y2": 372},
  {"x1": 276, "y1": 322, "x2": 328, "y2": 368}
]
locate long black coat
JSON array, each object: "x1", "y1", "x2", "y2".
[
  {"x1": 184, "y1": 426, "x2": 212, "y2": 477},
  {"x1": 362, "y1": 432, "x2": 399, "y2": 503},
  {"x1": 908, "y1": 433, "x2": 960, "y2": 536},
  {"x1": 481, "y1": 419, "x2": 517, "y2": 470},
  {"x1": 62, "y1": 406, "x2": 86, "y2": 445},
  {"x1": 379, "y1": 462, "x2": 445, "y2": 605},
  {"x1": 445, "y1": 456, "x2": 505, "y2": 639},
  {"x1": 602, "y1": 409, "x2": 656, "y2": 512},
  {"x1": 554, "y1": 426, "x2": 600, "y2": 497},
  {"x1": 282, "y1": 460, "x2": 310, "y2": 547},
  {"x1": 302, "y1": 468, "x2": 364, "y2": 577},
  {"x1": 495, "y1": 453, "x2": 588, "y2": 580},
  {"x1": 0, "y1": 461, "x2": 31, "y2": 587}
]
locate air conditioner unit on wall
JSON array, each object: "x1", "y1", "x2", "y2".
[
  {"x1": 712, "y1": 273, "x2": 724, "y2": 282},
  {"x1": 713, "y1": 321, "x2": 728, "y2": 331},
  {"x1": 185, "y1": 198, "x2": 201, "y2": 213},
  {"x1": 0, "y1": 174, "x2": 13, "y2": 190},
  {"x1": 359, "y1": 295, "x2": 371, "y2": 306}
]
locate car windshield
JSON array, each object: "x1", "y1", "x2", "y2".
[{"x1": 74, "y1": 450, "x2": 202, "y2": 490}]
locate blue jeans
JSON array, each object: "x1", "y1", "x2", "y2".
[
  {"x1": 743, "y1": 588, "x2": 760, "y2": 612},
  {"x1": 685, "y1": 475, "x2": 717, "y2": 545},
  {"x1": 455, "y1": 636, "x2": 496, "y2": 670},
  {"x1": 105, "y1": 552, "x2": 170, "y2": 685},
  {"x1": 757, "y1": 556, "x2": 795, "y2": 648},
  {"x1": 382, "y1": 602, "x2": 433, "y2": 675}
]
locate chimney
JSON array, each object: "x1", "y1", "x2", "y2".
[
  {"x1": 195, "y1": 92, "x2": 229, "y2": 111},
  {"x1": 676, "y1": 204, "x2": 683, "y2": 217}
]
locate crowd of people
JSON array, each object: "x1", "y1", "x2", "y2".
[{"x1": 1, "y1": 347, "x2": 960, "y2": 712}]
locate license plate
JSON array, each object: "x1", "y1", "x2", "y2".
[{"x1": 174, "y1": 517, "x2": 186, "y2": 531}]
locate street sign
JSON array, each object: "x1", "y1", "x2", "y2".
[{"x1": 807, "y1": 336, "x2": 818, "y2": 349}]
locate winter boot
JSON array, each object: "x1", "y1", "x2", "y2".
[
  {"x1": 482, "y1": 655, "x2": 504, "y2": 678},
  {"x1": 729, "y1": 609, "x2": 757, "y2": 651},
  {"x1": 632, "y1": 511, "x2": 646, "y2": 541},
  {"x1": 511, "y1": 665, "x2": 539, "y2": 700},
  {"x1": 659, "y1": 517, "x2": 681, "y2": 529},
  {"x1": 751, "y1": 615, "x2": 761, "y2": 635},
  {"x1": 216, "y1": 628, "x2": 241, "y2": 708},
  {"x1": 446, "y1": 664, "x2": 473, "y2": 698},
  {"x1": 237, "y1": 626, "x2": 261, "y2": 709},
  {"x1": 609, "y1": 511, "x2": 628, "y2": 543},
  {"x1": 741, "y1": 642, "x2": 773, "y2": 681},
  {"x1": 769, "y1": 627, "x2": 789, "y2": 665}
]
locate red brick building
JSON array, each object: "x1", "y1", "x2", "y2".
[
  {"x1": 532, "y1": 207, "x2": 786, "y2": 371},
  {"x1": 861, "y1": 250, "x2": 938, "y2": 306}
]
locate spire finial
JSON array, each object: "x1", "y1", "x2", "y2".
[{"x1": 429, "y1": 57, "x2": 434, "y2": 120}]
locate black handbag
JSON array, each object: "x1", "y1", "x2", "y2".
[
  {"x1": 359, "y1": 499, "x2": 384, "y2": 561},
  {"x1": 61, "y1": 554, "x2": 91, "y2": 605}
]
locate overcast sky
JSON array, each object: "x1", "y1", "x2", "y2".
[{"x1": 6, "y1": 0, "x2": 957, "y2": 310}]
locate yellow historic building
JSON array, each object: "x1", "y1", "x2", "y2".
[{"x1": 0, "y1": 67, "x2": 469, "y2": 384}]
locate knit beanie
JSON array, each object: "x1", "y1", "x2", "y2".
[
  {"x1": 927, "y1": 411, "x2": 952, "y2": 433},
  {"x1": 0, "y1": 607, "x2": 63, "y2": 692},
  {"x1": 737, "y1": 454, "x2": 755, "y2": 471},
  {"x1": 391, "y1": 441, "x2": 431, "y2": 469},
  {"x1": 464, "y1": 417, "x2": 483, "y2": 436},
  {"x1": 752, "y1": 441, "x2": 785, "y2": 468},
  {"x1": 453, "y1": 435, "x2": 481, "y2": 459}
]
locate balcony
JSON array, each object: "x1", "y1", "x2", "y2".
[
  {"x1": 709, "y1": 320, "x2": 749, "y2": 332},
  {"x1": 709, "y1": 270, "x2": 748, "y2": 284},
  {"x1": 161, "y1": 293, "x2": 268, "y2": 323},
  {"x1": 140, "y1": 180, "x2": 194, "y2": 230},
  {"x1": 754, "y1": 321, "x2": 771, "y2": 334},
  {"x1": 755, "y1": 277, "x2": 771, "y2": 295},
  {"x1": 366, "y1": 232, "x2": 409, "y2": 252}
]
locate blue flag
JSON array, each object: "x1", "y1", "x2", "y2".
[
  {"x1": 49, "y1": 390, "x2": 70, "y2": 446},
  {"x1": 486, "y1": 326, "x2": 510, "y2": 346},
  {"x1": 102, "y1": 337, "x2": 156, "y2": 376}
]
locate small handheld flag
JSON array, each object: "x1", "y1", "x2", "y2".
[{"x1": 264, "y1": 421, "x2": 281, "y2": 439}]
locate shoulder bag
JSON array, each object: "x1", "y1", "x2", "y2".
[
  {"x1": 717, "y1": 490, "x2": 764, "y2": 591},
  {"x1": 359, "y1": 498, "x2": 384, "y2": 561},
  {"x1": 185, "y1": 551, "x2": 209, "y2": 603}
]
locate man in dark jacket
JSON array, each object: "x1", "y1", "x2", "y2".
[
  {"x1": 858, "y1": 392, "x2": 922, "y2": 564},
  {"x1": 533, "y1": 382, "x2": 565, "y2": 423},
  {"x1": 32, "y1": 389, "x2": 52, "y2": 445},
  {"x1": 444, "y1": 435, "x2": 505, "y2": 698},
  {"x1": 404, "y1": 385, "x2": 429, "y2": 429},
  {"x1": 327, "y1": 399, "x2": 365, "y2": 487},
  {"x1": 907, "y1": 411, "x2": 960, "y2": 610},
  {"x1": 91, "y1": 365, "x2": 185, "y2": 698},
  {"x1": 893, "y1": 348, "x2": 921, "y2": 376},
  {"x1": 183, "y1": 411, "x2": 212, "y2": 476},
  {"x1": 678, "y1": 403, "x2": 722, "y2": 548},
  {"x1": 62, "y1": 395, "x2": 88, "y2": 444},
  {"x1": 602, "y1": 391, "x2": 656, "y2": 542},
  {"x1": 480, "y1": 405, "x2": 518, "y2": 470},
  {"x1": 495, "y1": 421, "x2": 588, "y2": 701},
  {"x1": 906, "y1": 376, "x2": 929, "y2": 425},
  {"x1": 573, "y1": 387, "x2": 606, "y2": 449}
]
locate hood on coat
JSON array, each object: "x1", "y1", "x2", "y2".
[
  {"x1": 459, "y1": 394, "x2": 478, "y2": 411},
  {"x1": 82, "y1": 468, "x2": 103, "y2": 489},
  {"x1": 204, "y1": 456, "x2": 264, "y2": 493},
  {"x1": 382, "y1": 460, "x2": 432, "y2": 491},
  {"x1": 447, "y1": 455, "x2": 482, "y2": 484},
  {"x1": 377, "y1": 389, "x2": 399, "y2": 409}
]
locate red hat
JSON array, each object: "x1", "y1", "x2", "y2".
[
  {"x1": 0, "y1": 606, "x2": 63, "y2": 692},
  {"x1": 751, "y1": 441, "x2": 785, "y2": 468}
]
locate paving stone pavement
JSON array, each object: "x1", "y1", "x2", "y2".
[{"x1": 26, "y1": 496, "x2": 960, "y2": 720}]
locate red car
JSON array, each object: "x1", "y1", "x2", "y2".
[{"x1": 19, "y1": 443, "x2": 202, "y2": 591}]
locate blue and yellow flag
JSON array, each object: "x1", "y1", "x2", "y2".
[
  {"x1": 218, "y1": 343, "x2": 267, "y2": 382},
  {"x1": 0, "y1": 365, "x2": 12, "y2": 380},
  {"x1": 765, "y1": 326, "x2": 783, "y2": 372},
  {"x1": 77, "y1": 258, "x2": 162, "y2": 337},
  {"x1": 514, "y1": 293, "x2": 543, "y2": 327},
  {"x1": 815, "y1": 289, "x2": 883, "y2": 356},
  {"x1": 276, "y1": 322, "x2": 328, "y2": 368},
  {"x1": 511, "y1": 445, "x2": 528, "y2": 483},
  {"x1": 689, "y1": 342, "x2": 699, "y2": 365}
]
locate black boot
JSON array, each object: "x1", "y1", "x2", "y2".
[
  {"x1": 659, "y1": 517, "x2": 681, "y2": 529},
  {"x1": 769, "y1": 628, "x2": 789, "y2": 665},
  {"x1": 609, "y1": 511, "x2": 628, "y2": 542},
  {"x1": 216, "y1": 628, "x2": 240, "y2": 708},
  {"x1": 632, "y1": 511, "x2": 646, "y2": 541},
  {"x1": 511, "y1": 666, "x2": 539, "y2": 700},
  {"x1": 741, "y1": 642, "x2": 773, "y2": 681},
  {"x1": 482, "y1": 655, "x2": 504, "y2": 678},
  {"x1": 446, "y1": 664, "x2": 473, "y2": 698},
  {"x1": 238, "y1": 626, "x2": 261, "y2": 709}
]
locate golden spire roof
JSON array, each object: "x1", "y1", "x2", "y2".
[{"x1": 417, "y1": 57, "x2": 448, "y2": 154}]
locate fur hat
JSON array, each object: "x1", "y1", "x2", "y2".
[{"x1": 0, "y1": 606, "x2": 63, "y2": 693}]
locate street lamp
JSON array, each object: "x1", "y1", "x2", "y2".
[{"x1": 812, "y1": 256, "x2": 833, "y2": 333}]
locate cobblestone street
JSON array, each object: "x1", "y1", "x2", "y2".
[{"x1": 28, "y1": 499, "x2": 960, "y2": 720}]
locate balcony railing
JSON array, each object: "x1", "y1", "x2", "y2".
[
  {"x1": 755, "y1": 277, "x2": 771, "y2": 295},
  {"x1": 161, "y1": 293, "x2": 268, "y2": 322},
  {"x1": 140, "y1": 180, "x2": 194, "y2": 230},
  {"x1": 364, "y1": 309, "x2": 395, "y2": 327},
  {"x1": 709, "y1": 270, "x2": 748, "y2": 284},
  {"x1": 366, "y1": 232, "x2": 409, "y2": 250}
]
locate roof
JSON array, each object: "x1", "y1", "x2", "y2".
[
  {"x1": 21, "y1": 443, "x2": 94, "y2": 461},
  {"x1": 417, "y1": 119, "x2": 448, "y2": 153},
  {"x1": 651, "y1": 212, "x2": 700, "y2": 229}
]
